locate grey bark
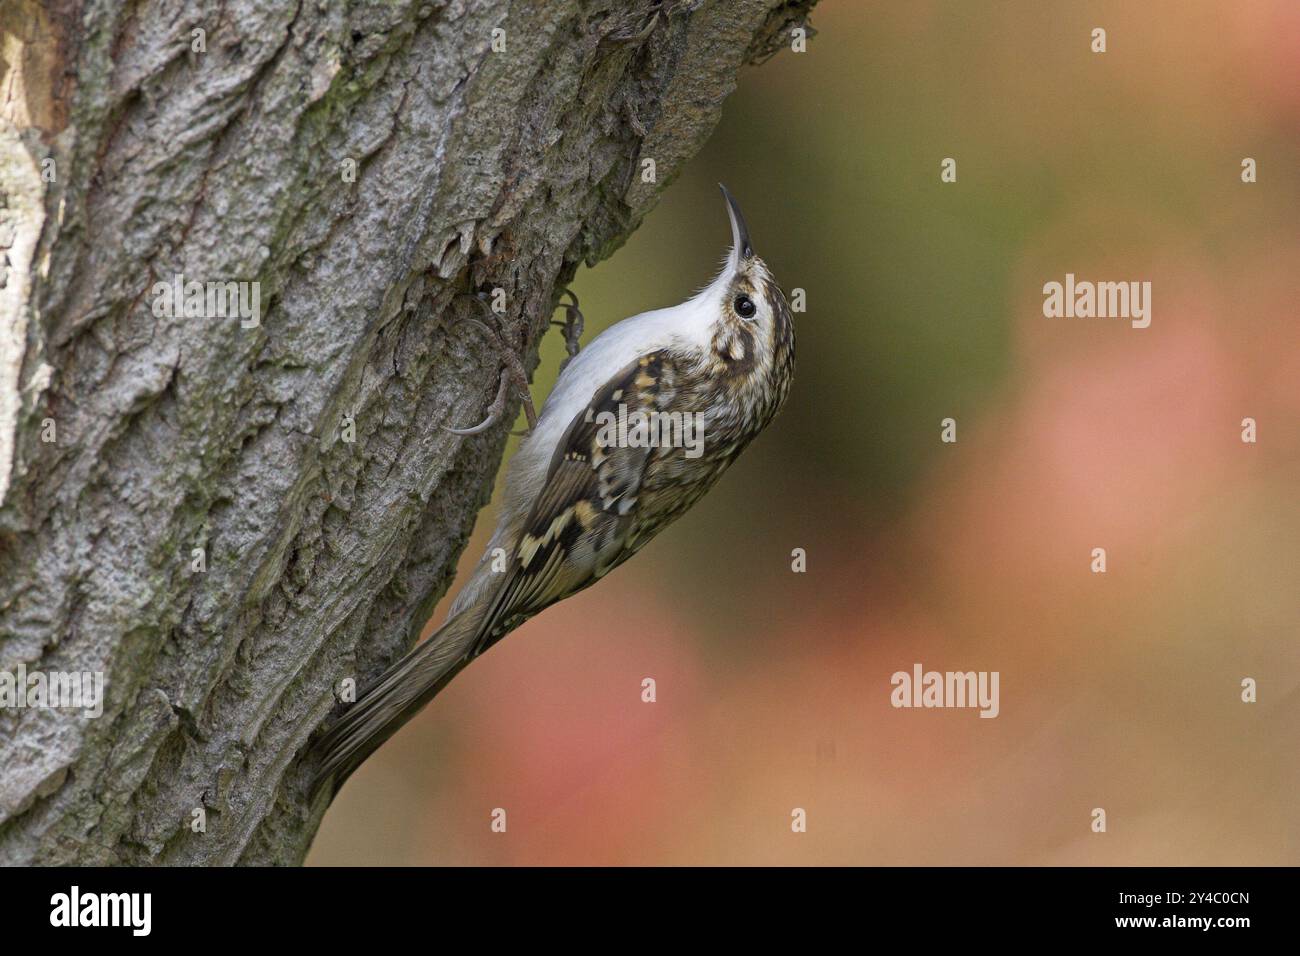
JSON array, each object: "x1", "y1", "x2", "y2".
[{"x1": 0, "y1": 0, "x2": 815, "y2": 864}]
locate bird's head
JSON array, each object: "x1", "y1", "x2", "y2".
[{"x1": 699, "y1": 184, "x2": 794, "y2": 386}]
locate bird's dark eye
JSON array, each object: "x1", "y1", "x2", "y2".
[{"x1": 733, "y1": 294, "x2": 756, "y2": 319}]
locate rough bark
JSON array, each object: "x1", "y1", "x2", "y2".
[{"x1": 0, "y1": 0, "x2": 815, "y2": 865}]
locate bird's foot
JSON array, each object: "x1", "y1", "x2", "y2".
[
  {"x1": 552, "y1": 289, "x2": 585, "y2": 375},
  {"x1": 444, "y1": 301, "x2": 538, "y2": 436}
]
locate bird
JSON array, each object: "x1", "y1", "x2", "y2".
[{"x1": 309, "y1": 184, "x2": 796, "y2": 799}]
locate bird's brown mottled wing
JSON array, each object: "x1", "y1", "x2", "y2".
[{"x1": 469, "y1": 351, "x2": 678, "y2": 656}]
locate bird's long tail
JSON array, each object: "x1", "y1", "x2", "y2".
[{"x1": 308, "y1": 609, "x2": 482, "y2": 800}]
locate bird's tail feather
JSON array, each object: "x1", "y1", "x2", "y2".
[{"x1": 308, "y1": 609, "x2": 481, "y2": 800}]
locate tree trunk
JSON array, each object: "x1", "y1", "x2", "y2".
[{"x1": 0, "y1": 0, "x2": 815, "y2": 865}]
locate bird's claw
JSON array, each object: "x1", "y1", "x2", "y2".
[
  {"x1": 444, "y1": 367, "x2": 512, "y2": 436},
  {"x1": 444, "y1": 288, "x2": 583, "y2": 436},
  {"x1": 552, "y1": 289, "x2": 584, "y2": 375},
  {"x1": 444, "y1": 309, "x2": 539, "y2": 436}
]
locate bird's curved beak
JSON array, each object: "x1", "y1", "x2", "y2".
[{"x1": 719, "y1": 183, "x2": 754, "y2": 263}]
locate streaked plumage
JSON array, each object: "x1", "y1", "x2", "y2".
[{"x1": 309, "y1": 186, "x2": 795, "y2": 797}]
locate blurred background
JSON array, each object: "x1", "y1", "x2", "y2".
[{"x1": 310, "y1": 0, "x2": 1299, "y2": 865}]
